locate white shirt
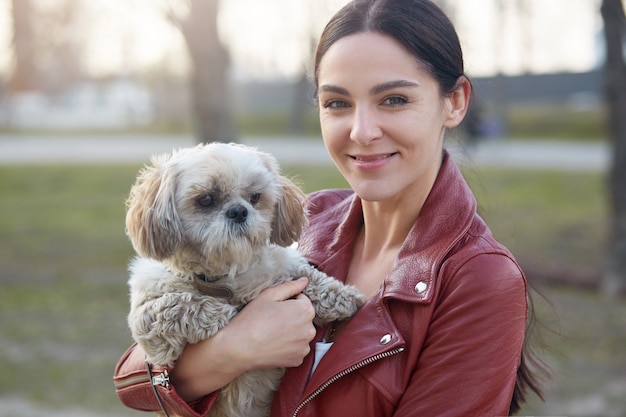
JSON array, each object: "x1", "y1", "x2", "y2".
[{"x1": 310, "y1": 341, "x2": 334, "y2": 376}]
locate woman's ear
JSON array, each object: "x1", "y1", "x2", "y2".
[{"x1": 443, "y1": 76, "x2": 472, "y2": 129}]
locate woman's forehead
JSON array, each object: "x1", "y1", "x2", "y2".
[{"x1": 317, "y1": 32, "x2": 433, "y2": 91}]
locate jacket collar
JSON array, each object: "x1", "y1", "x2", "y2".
[{"x1": 300, "y1": 151, "x2": 477, "y2": 304}]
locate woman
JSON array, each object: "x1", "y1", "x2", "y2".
[{"x1": 114, "y1": 0, "x2": 544, "y2": 415}]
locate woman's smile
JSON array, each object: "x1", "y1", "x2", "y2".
[{"x1": 349, "y1": 152, "x2": 399, "y2": 171}]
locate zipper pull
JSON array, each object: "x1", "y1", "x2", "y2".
[{"x1": 151, "y1": 369, "x2": 170, "y2": 388}]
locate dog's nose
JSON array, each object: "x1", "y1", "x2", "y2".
[{"x1": 226, "y1": 204, "x2": 248, "y2": 223}]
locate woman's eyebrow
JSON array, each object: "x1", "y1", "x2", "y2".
[
  {"x1": 318, "y1": 84, "x2": 350, "y2": 96},
  {"x1": 370, "y1": 80, "x2": 419, "y2": 95},
  {"x1": 318, "y1": 80, "x2": 419, "y2": 97}
]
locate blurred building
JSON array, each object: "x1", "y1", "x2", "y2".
[
  {"x1": 0, "y1": 77, "x2": 155, "y2": 129},
  {"x1": 472, "y1": 70, "x2": 602, "y2": 108}
]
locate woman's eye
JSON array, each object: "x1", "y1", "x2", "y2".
[
  {"x1": 198, "y1": 195, "x2": 214, "y2": 208},
  {"x1": 323, "y1": 99, "x2": 349, "y2": 109},
  {"x1": 249, "y1": 193, "x2": 261, "y2": 205},
  {"x1": 382, "y1": 96, "x2": 408, "y2": 106}
]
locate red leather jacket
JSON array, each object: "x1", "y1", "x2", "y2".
[{"x1": 114, "y1": 151, "x2": 528, "y2": 417}]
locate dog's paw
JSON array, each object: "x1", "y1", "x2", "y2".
[{"x1": 306, "y1": 281, "x2": 364, "y2": 325}]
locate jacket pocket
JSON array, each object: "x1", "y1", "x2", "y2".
[{"x1": 113, "y1": 343, "x2": 171, "y2": 411}]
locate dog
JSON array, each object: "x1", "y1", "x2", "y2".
[{"x1": 125, "y1": 142, "x2": 364, "y2": 417}]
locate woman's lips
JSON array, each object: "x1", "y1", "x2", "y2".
[{"x1": 350, "y1": 152, "x2": 398, "y2": 170}]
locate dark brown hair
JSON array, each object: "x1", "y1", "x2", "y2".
[
  {"x1": 313, "y1": 1, "x2": 547, "y2": 413},
  {"x1": 314, "y1": 0, "x2": 464, "y2": 96}
]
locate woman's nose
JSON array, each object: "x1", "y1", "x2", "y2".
[{"x1": 349, "y1": 105, "x2": 382, "y2": 145}]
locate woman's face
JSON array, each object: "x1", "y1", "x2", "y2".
[{"x1": 317, "y1": 32, "x2": 467, "y2": 204}]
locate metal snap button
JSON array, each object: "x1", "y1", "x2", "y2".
[
  {"x1": 380, "y1": 334, "x2": 392, "y2": 344},
  {"x1": 415, "y1": 281, "x2": 428, "y2": 294}
]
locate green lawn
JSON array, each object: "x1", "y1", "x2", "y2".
[{"x1": 0, "y1": 162, "x2": 621, "y2": 416}]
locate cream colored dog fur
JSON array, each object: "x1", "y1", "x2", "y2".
[{"x1": 125, "y1": 142, "x2": 363, "y2": 417}]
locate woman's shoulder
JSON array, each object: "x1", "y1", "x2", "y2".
[
  {"x1": 306, "y1": 188, "x2": 354, "y2": 216},
  {"x1": 442, "y1": 217, "x2": 526, "y2": 295},
  {"x1": 298, "y1": 189, "x2": 356, "y2": 262}
]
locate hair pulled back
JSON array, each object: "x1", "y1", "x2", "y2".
[{"x1": 314, "y1": 0, "x2": 465, "y2": 96}]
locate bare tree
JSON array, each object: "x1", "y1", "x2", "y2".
[
  {"x1": 288, "y1": 0, "x2": 326, "y2": 134},
  {"x1": 601, "y1": 0, "x2": 626, "y2": 296},
  {"x1": 517, "y1": 0, "x2": 532, "y2": 74},
  {"x1": 8, "y1": 0, "x2": 85, "y2": 94},
  {"x1": 164, "y1": 0, "x2": 236, "y2": 143},
  {"x1": 38, "y1": 0, "x2": 85, "y2": 94},
  {"x1": 8, "y1": 0, "x2": 38, "y2": 92}
]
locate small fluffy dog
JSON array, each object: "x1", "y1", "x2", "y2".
[{"x1": 125, "y1": 142, "x2": 363, "y2": 417}]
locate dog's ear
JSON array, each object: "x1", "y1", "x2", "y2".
[
  {"x1": 125, "y1": 155, "x2": 183, "y2": 260},
  {"x1": 270, "y1": 175, "x2": 308, "y2": 247}
]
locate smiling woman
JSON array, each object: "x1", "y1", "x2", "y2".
[
  {"x1": 316, "y1": 32, "x2": 469, "y2": 206},
  {"x1": 113, "y1": 1, "x2": 547, "y2": 416}
]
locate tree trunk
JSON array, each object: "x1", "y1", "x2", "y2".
[
  {"x1": 601, "y1": 0, "x2": 626, "y2": 296},
  {"x1": 8, "y1": 0, "x2": 38, "y2": 92},
  {"x1": 181, "y1": 0, "x2": 236, "y2": 143}
]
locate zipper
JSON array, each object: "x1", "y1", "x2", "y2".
[
  {"x1": 152, "y1": 369, "x2": 170, "y2": 388},
  {"x1": 292, "y1": 347, "x2": 405, "y2": 417}
]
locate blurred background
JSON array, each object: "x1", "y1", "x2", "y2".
[{"x1": 0, "y1": 0, "x2": 625, "y2": 416}]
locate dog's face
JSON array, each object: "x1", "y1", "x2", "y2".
[{"x1": 125, "y1": 143, "x2": 307, "y2": 274}]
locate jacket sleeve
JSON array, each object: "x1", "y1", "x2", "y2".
[
  {"x1": 394, "y1": 253, "x2": 528, "y2": 417},
  {"x1": 113, "y1": 342, "x2": 219, "y2": 417}
]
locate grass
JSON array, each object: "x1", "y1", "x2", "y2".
[
  {"x1": 517, "y1": 286, "x2": 626, "y2": 416},
  {"x1": 463, "y1": 167, "x2": 608, "y2": 279},
  {"x1": 0, "y1": 162, "x2": 622, "y2": 416},
  {"x1": 0, "y1": 164, "x2": 140, "y2": 412}
]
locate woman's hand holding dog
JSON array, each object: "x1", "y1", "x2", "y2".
[{"x1": 171, "y1": 278, "x2": 316, "y2": 402}]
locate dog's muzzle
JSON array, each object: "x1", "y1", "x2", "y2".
[{"x1": 226, "y1": 204, "x2": 248, "y2": 224}]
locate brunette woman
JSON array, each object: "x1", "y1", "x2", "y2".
[{"x1": 115, "y1": 1, "x2": 544, "y2": 415}]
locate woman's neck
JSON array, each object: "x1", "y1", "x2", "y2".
[
  {"x1": 345, "y1": 197, "x2": 424, "y2": 299},
  {"x1": 358, "y1": 189, "x2": 426, "y2": 258},
  {"x1": 346, "y1": 161, "x2": 440, "y2": 297}
]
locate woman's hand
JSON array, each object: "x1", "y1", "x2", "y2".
[
  {"x1": 228, "y1": 277, "x2": 317, "y2": 368},
  {"x1": 171, "y1": 277, "x2": 316, "y2": 402}
]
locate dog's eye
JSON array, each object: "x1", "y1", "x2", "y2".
[
  {"x1": 249, "y1": 192, "x2": 261, "y2": 205},
  {"x1": 198, "y1": 195, "x2": 214, "y2": 208}
]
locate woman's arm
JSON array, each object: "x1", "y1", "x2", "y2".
[
  {"x1": 114, "y1": 277, "x2": 316, "y2": 416},
  {"x1": 172, "y1": 277, "x2": 317, "y2": 400}
]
